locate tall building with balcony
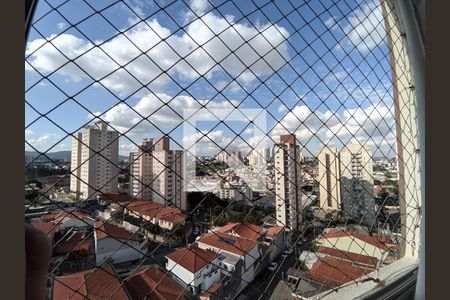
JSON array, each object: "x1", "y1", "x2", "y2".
[
  {"x1": 129, "y1": 136, "x2": 186, "y2": 210},
  {"x1": 274, "y1": 134, "x2": 303, "y2": 230},
  {"x1": 129, "y1": 138, "x2": 154, "y2": 200},
  {"x1": 318, "y1": 147, "x2": 341, "y2": 211},
  {"x1": 70, "y1": 120, "x2": 119, "y2": 200},
  {"x1": 340, "y1": 141, "x2": 376, "y2": 228}
]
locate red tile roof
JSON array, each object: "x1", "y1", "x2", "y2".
[
  {"x1": 166, "y1": 246, "x2": 218, "y2": 273},
  {"x1": 159, "y1": 213, "x2": 187, "y2": 224},
  {"x1": 316, "y1": 246, "x2": 378, "y2": 267},
  {"x1": 266, "y1": 226, "x2": 284, "y2": 237},
  {"x1": 125, "y1": 265, "x2": 187, "y2": 300},
  {"x1": 304, "y1": 257, "x2": 373, "y2": 287},
  {"x1": 41, "y1": 211, "x2": 88, "y2": 222},
  {"x1": 54, "y1": 231, "x2": 93, "y2": 255},
  {"x1": 52, "y1": 264, "x2": 129, "y2": 300},
  {"x1": 102, "y1": 192, "x2": 133, "y2": 203},
  {"x1": 215, "y1": 222, "x2": 264, "y2": 241},
  {"x1": 95, "y1": 221, "x2": 141, "y2": 241},
  {"x1": 321, "y1": 231, "x2": 388, "y2": 250},
  {"x1": 197, "y1": 232, "x2": 258, "y2": 257}
]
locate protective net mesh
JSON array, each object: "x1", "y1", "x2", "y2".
[{"x1": 25, "y1": 0, "x2": 421, "y2": 299}]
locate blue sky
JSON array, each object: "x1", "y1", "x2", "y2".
[{"x1": 25, "y1": 0, "x2": 396, "y2": 158}]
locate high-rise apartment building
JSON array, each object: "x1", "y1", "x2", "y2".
[
  {"x1": 318, "y1": 147, "x2": 341, "y2": 210},
  {"x1": 129, "y1": 136, "x2": 186, "y2": 210},
  {"x1": 70, "y1": 120, "x2": 119, "y2": 200},
  {"x1": 274, "y1": 134, "x2": 303, "y2": 230},
  {"x1": 129, "y1": 138, "x2": 154, "y2": 200},
  {"x1": 340, "y1": 141, "x2": 376, "y2": 228}
]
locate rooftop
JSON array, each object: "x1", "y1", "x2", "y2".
[
  {"x1": 215, "y1": 222, "x2": 264, "y2": 241},
  {"x1": 52, "y1": 264, "x2": 129, "y2": 300},
  {"x1": 125, "y1": 265, "x2": 187, "y2": 300},
  {"x1": 95, "y1": 221, "x2": 141, "y2": 241},
  {"x1": 197, "y1": 232, "x2": 258, "y2": 257},
  {"x1": 166, "y1": 246, "x2": 218, "y2": 273}
]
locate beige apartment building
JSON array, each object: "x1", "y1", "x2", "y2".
[
  {"x1": 129, "y1": 138, "x2": 154, "y2": 200},
  {"x1": 70, "y1": 120, "x2": 119, "y2": 200},
  {"x1": 318, "y1": 146, "x2": 341, "y2": 211},
  {"x1": 274, "y1": 134, "x2": 303, "y2": 230},
  {"x1": 340, "y1": 141, "x2": 376, "y2": 228},
  {"x1": 129, "y1": 136, "x2": 186, "y2": 210}
]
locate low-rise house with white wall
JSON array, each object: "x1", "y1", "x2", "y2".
[
  {"x1": 94, "y1": 221, "x2": 147, "y2": 266},
  {"x1": 196, "y1": 232, "x2": 260, "y2": 287},
  {"x1": 165, "y1": 246, "x2": 222, "y2": 296}
]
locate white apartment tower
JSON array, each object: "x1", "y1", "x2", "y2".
[
  {"x1": 274, "y1": 134, "x2": 303, "y2": 230},
  {"x1": 129, "y1": 136, "x2": 186, "y2": 210},
  {"x1": 318, "y1": 147, "x2": 341, "y2": 211},
  {"x1": 340, "y1": 141, "x2": 376, "y2": 228},
  {"x1": 129, "y1": 138, "x2": 154, "y2": 200},
  {"x1": 70, "y1": 120, "x2": 119, "y2": 200}
]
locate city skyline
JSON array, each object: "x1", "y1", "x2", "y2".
[{"x1": 25, "y1": 0, "x2": 397, "y2": 158}]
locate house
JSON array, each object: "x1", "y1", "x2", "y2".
[
  {"x1": 52, "y1": 264, "x2": 129, "y2": 299},
  {"x1": 53, "y1": 229, "x2": 93, "y2": 257},
  {"x1": 165, "y1": 246, "x2": 221, "y2": 295},
  {"x1": 196, "y1": 232, "x2": 260, "y2": 285},
  {"x1": 94, "y1": 221, "x2": 147, "y2": 265},
  {"x1": 158, "y1": 213, "x2": 187, "y2": 230},
  {"x1": 263, "y1": 226, "x2": 287, "y2": 261},
  {"x1": 315, "y1": 229, "x2": 391, "y2": 266},
  {"x1": 212, "y1": 222, "x2": 264, "y2": 241},
  {"x1": 125, "y1": 265, "x2": 188, "y2": 300},
  {"x1": 302, "y1": 256, "x2": 373, "y2": 288},
  {"x1": 40, "y1": 210, "x2": 94, "y2": 230}
]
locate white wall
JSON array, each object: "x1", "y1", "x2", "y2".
[
  {"x1": 95, "y1": 237, "x2": 145, "y2": 265},
  {"x1": 166, "y1": 257, "x2": 222, "y2": 295}
]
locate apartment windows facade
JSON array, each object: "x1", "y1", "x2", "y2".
[
  {"x1": 274, "y1": 134, "x2": 303, "y2": 230},
  {"x1": 318, "y1": 147, "x2": 341, "y2": 211},
  {"x1": 129, "y1": 136, "x2": 186, "y2": 210},
  {"x1": 70, "y1": 120, "x2": 119, "y2": 200},
  {"x1": 340, "y1": 141, "x2": 376, "y2": 228}
]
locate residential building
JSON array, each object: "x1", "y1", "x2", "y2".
[
  {"x1": 70, "y1": 120, "x2": 119, "y2": 200},
  {"x1": 273, "y1": 134, "x2": 303, "y2": 230},
  {"x1": 94, "y1": 221, "x2": 146, "y2": 265},
  {"x1": 318, "y1": 146, "x2": 341, "y2": 211},
  {"x1": 196, "y1": 231, "x2": 261, "y2": 286},
  {"x1": 340, "y1": 141, "x2": 376, "y2": 227},
  {"x1": 165, "y1": 246, "x2": 221, "y2": 296},
  {"x1": 129, "y1": 136, "x2": 186, "y2": 210},
  {"x1": 219, "y1": 181, "x2": 253, "y2": 203},
  {"x1": 52, "y1": 264, "x2": 129, "y2": 300},
  {"x1": 129, "y1": 138, "x2": 154, "y2": 200},
  {"x1": 125, "y1": 265, "x2": 188, "y2": 300}
]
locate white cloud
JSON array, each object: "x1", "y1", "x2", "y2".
[
  {"x1": 341, "y1": 1, "x2": 385, "y2": 53},
  {"x1": 26, "y1": 8, "x2": 290, "y2": 96},
  {"x1": 324, "y1": 17, "x2": 336, "y2": 28},
  {"x1": 25, "y1": 129, "x2": 34, "y2": 136},
  {"x1": 190, "y1": 0, "x2": 209, "y2": 15},
  {"x1": 91, "y1": 92, "x2": 239, "y2": 136},
  {"x1": 243, "y1": 127, "x2": 254, "y2": 135},
  {"x1": 278, "y1": 105, "x2": 287, "y2": 113},
  {"x1": 26, "y1": 133, "x2": 61, "y2": 152},
  {"x1": 57, "y1": 22, "x2": 67, "y2": 30},
  {"x1": 270, "y1": 101, "x2": 396, "y2": 156}
]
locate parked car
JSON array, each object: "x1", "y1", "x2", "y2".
[{"x1": 268, "y1": 262, "x2": 279, "y2": 272}]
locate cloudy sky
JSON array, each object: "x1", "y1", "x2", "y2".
[{"x1": 25, "y1": 0, "x2": 397, "y2": 158}]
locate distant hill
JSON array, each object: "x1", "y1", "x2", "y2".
[
  {"x1": 25, "y1": 151, "x2": 129, "y2": 162},
  {"x1": 25, "y1": 151, "x2": 71, "y2": 161}
]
